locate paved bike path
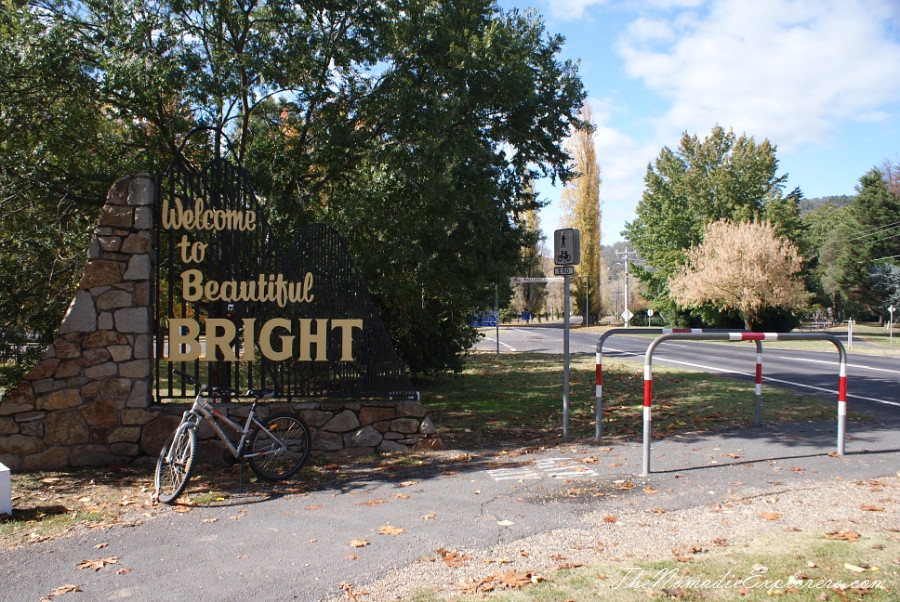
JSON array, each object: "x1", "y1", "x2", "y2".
[{"x1": 2, "y1": 417, "x2": 898, "y2": 601}]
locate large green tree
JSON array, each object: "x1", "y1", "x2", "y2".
[
  {"x1": 1, "y1": 0, "x2": 585, "y2": 377},
  {"x1": 0, "y1": 4, "x2": 134, "y2": 381},
  {"x1": 622, "y1": 126, "x2": 805, "y2": 326},
  {"x1": 830, "y1": 168, "x2": 900, "y2": 317}
]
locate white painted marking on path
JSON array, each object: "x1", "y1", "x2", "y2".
[
  {"x1": 487, "y1": 457, "x2": 598, "y2": 482},
  {"x1": 478, "y1": 337, "x2": 517, "y2": 351}
]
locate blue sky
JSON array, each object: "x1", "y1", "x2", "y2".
[{"x1": 499, "y1": 0, "x2": 900, "y2": 243}]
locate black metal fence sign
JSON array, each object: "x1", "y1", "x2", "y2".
[{"x1": 153, "y1": 157, "x2": 418, "y2": 402}]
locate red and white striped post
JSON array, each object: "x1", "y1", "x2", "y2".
[
  {"x1": 755, "y1": 347, "x2": 763, "y2": 426},
  {"x1": 838, "y1": 354, "x2": 847, "y2": 455},
  {"x1": 642, "y1": 358, "x2": 653, "y2": 474},
  {"x1": 594, "y1": 351, "x2": 603, "y2": 440}
]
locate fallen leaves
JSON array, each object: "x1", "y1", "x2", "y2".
[
  {"x1": 349, "y1": 538, "x2": 370, "y2": 548},
  {"x1": 359, "y1": 498, "x2": 387, "y2": 508},
  {"x1": 437, "y1": 548, "x2": 469, "y2": 567},
  {"x1": 454, "y1": 570, "x2": 541, "y2": 593},
  {"x1": 602, "y1": 516, "x2": 617, "y2": 523},
  {"x1": 484, "y1": 557, "x2": 511, "y2": 565},
  {"x1": 377, "y1": 525, "x2": 405, "y2": 536},
  {"x1": 40, "y1": 584, "x2": 82, "y2": 601},
  {"x1": 824, "y1": 530, "x2": 861, "y2": 542},
  {"x1": 396, "y1": 480, "x2": 418, "y2": 488},
  {"x1": 77, "y1": 556, "x2": 118, "y2": 571},
  {"x1": 339, "y1": 582, "x2": 368, "y2": 601},
  {"x1": 758, "y1": 512, "x2": 781, "y2": 522},
  {"x1": 496, "y1": 569, "x2": 538, "y2": 588},
  {"x1": 861, "y1": 504, "x2": 885, "y2": 512}
]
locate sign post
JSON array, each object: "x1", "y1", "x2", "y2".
[{"x1": 554, "y1": 228, "x2": 580, "y2": 442}]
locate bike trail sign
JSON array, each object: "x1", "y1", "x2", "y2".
[{"x1": 553, "y1": 228, "x2": 580, "y2": 265}]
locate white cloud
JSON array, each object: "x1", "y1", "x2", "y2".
[
  {"x1": 536, "y1": 0, "x2": 610, "y2": 20},
  {"x1": 616, "y1": 0, "x2": 900, "y2": 150}
]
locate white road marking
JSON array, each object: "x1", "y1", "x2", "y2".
[
  {"x1": 487, "y1": 457, "x2": 598, "y2": 481},
  {"x1": 604, "y1": 346, "x2": 900, "y2": 409},
  {"x1": 769, "y1": 355, "x2": 900, "y2": 376},
  {"x1": 479, "y1": 337, "x2": 517, "y2": 351}
]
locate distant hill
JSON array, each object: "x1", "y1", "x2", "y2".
[{"x1": 799, "y1": 195, "x2": 854, "y2": 214}]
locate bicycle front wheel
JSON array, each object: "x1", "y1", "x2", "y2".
[
  {"x1": 248, "y1": 413, "x2": 311, "y2": 481},
  {"x1": 154, "y1": 426, "x2": 197, "y2": 504}
]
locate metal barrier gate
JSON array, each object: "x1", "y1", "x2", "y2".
[
  {"x1": 594, "y1": 328, "x2": 763, "y2": 441},
  {"x1": 638, "y1": 331, "x2": 848, "y2": 475}
]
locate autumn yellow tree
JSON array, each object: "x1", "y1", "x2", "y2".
[
  {"x1": 560, "y1": 103, "x2": 605, "y2": 323},
  {"x1": 514, "y1": 208, "x2": 547, "y2": 318},
  {"x1": 668, "y1": 220, "x2": 808, "y2": 330}
]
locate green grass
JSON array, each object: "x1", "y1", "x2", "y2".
[
  {"x1": 411, "y1": 529, "x2": 900, "y2": 601},
  {"x1": 418, "y1": 352, "x2": 839, "y2": 450}
]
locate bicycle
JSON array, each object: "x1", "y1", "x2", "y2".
[{"x1": 154, "y1": 369, "x2": 311, "y2": 504}]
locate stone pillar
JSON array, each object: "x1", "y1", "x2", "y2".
[{"x1": 0, "y1": 176, "x2": 154, "y2": 470}]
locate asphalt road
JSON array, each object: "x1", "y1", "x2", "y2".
[{"x1": 474, "y1": 324, "x2": 900, "y2": 420}]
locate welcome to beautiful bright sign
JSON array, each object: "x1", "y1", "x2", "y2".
[{"x1": 153, "y1": 158, "x2": 416, "y2": 402}]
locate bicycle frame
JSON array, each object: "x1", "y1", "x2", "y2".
[{"x1": 166, "y1": 387, "x2": 287, "y2": 464}]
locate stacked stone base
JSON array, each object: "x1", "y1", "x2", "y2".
[
  {"x1": 2, "y1": 397, "x2": 442, "y2": 471},
  {"x1": 141, "y1": 400, "x2": 443, "y2": 464}
]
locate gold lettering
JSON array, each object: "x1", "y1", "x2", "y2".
[
  {"x1": 203, "y1": 319, "x2": 237, "y2": 362},
  {"x1": 162, "y1": 197, "x2": 183, "y2": 230},
  {"x1": 167, "y1": 318, "x2": 201, "y2": 361},
  {"x1": 331, "y1": 319, "x2": 363, "y2": 362},
  {"x1": 302, "y1": 272, "x2": 315, "y2": 303},
  {"x1": 298, "y1": 319, "x2": 328, "y2": 361},
  {"x1": 259, "y1": 318, "x2": 294, "y2": 361},
  {"x1": 241, "y1": 318, "x2": 256, "y2": 361},
  {"x1": 161, "y1": 195, "x2": 257, "y2": 232},
  {"x1": 181, "y1": 269, "x2": 204, "y2": 302}
]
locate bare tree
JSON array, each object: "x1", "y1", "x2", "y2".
[
  {"x1": 669, "y1": 220, "x2": 808, "y2": 329},
  {"x1": 881, "y1": 157, "x2": 900, "y2": 198}
]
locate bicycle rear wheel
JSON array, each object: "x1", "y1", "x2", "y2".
[
  {"x1": 154, "y1": 426, "x2": 197, "y2": 504},
  {"x1": 248, "y1": 413, "x2": 311, "y2": 481}
]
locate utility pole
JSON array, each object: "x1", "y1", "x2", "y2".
[{"x1": 617, "y1": 247, "x2": 638, "y2": 328}]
